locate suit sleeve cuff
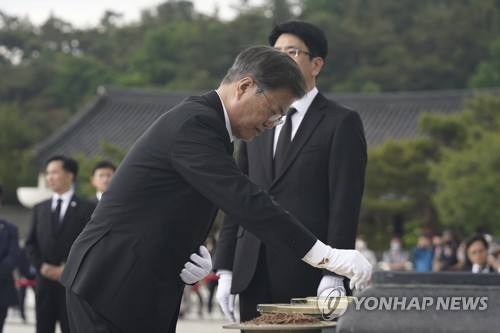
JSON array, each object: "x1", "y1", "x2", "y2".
[{"x1": 302, "y1": 240, "x2": 329, "y2": 267}]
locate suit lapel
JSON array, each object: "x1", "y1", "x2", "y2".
[
  {"x1": 42, "y1": 201, "x2": 57, "y2": 235},
  {"x1": 202, "y1": 90, "x2": 225, "y2": 123},
  {"x1": 201, "y1": 90, "x2": 233, "y2": 156},
  {"x1": 272, "y1": 93, "x2": 327, "y2": 184},
  {"x1": 58, "y1": 196, "x2": 77, "y2": 232}
]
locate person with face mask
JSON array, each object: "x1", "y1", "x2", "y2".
[
  {"x1": 379, "y1": 236, "x2": 411, "y2": 271},
  {"x1": 355, "y1": 236, "x2": 378, "y2": 269}
]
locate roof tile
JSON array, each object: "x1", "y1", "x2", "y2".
[{"x1": 34, "y1": 85, "x2": 500, "y2": 167}]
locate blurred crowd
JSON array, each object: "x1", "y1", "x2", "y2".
[{"x1": 356, "y1": 229, "x2": 500, "y2": 274}]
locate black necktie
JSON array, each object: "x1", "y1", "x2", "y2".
[
  {"x1": 53, "y1": 198, "x2": 62, "y2": 226},
  {"x1": 274, "y1": 108, "x2": 297, "y2": 178}
]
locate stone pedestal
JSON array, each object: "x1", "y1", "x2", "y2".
[{"x1": 337, "y1": 271, "x2": 500, "y2": 333}]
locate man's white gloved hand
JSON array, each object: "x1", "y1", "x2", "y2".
[
  {"x1": 317, "y1": 275, "x2": 346, "y2": 296},
  {"x1": 303, "y1": 240, "x2": 372, "y2": 290},
  {"x1": 180, "y1": 245, "x2": 212, "y2": 284},
  {"x1": 216, "y1": 270, "x2": 236, "y2": 323}
]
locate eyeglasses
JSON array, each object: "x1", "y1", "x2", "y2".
[
  {"x1": 256, "y1": 83, "x2": 284, "y2": 127},
  {"x1": 276, "y1": 48, "x2": 315, "y2": 58}
]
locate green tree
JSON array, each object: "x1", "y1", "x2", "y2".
[
  {"x1": 419, "y1": 113, "x2": 468, "y2": 150},
  {"x1": 0, "y1": 104, "x2": 37, "y2": 203},
  {"x1": 300, "y1": 0, "x2": 500, "y2": 92},
  {"x1": 0, "y1": 12, "x2": 36, "y2": 64},
  {"x1": 51, "y1": 55, "x2": 115, "y2": 112},
  {"x1": 130, "y1": 21, "x2": 198, "y2": 86},
  {"x1": 269, "y1": 0, "x2": 294, "y2": 22},
  {"x1": 426, "y1": 95, "x2": 500, "y2": 235},
  {"x1": 469, "y1": 37, "x2": 500, "y2": 88},
  {"x1": 431, "y1": 132, "x2": 500, "y2": 235},
  {"x1": 360, "y1": 138, "x2": 438, "y2": 250}
]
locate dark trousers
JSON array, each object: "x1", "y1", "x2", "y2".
[
  {"x1": 66, "y1": 289, "x2": 123, "y2": 333},
  {"x1": 35, "y1": 278, "x2": 70, "y2": 333},
  {"x1": 207, "y1": 279, "x2": 217, "y2": 313},
  {"x1": 67, "y1": 289, "x2": 182, "y2": 333},
  {"x1": 239, "y1": 246, "x2": 291, "y2": 322},
  {"x1": 168, "y1": 296, "x2": 182, "y2": 333},
  {"x1": 18, "y1": 285, "x2": 36, "y2": 321},
  {"x1": 0, "y1": 306, "x2": 7, "y2": 333}
]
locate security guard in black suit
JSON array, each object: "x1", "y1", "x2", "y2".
[{"x1": 25, "y1": 156, "x2": 96, "y2": 333}]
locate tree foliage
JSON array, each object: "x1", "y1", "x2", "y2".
[
  {"x1": 469, "y1": 37, "x2": 500, "y2": 88},
  {"x1": 360, "y1": 94, "x2": 500, "y2": 249},
  {"x1": 426, "y1": 95, "x2": 500, "y2": 235},
  {"x1": 360, "y1": 138, "x2": 438, "y2": 250},
  {"x1": 0, "y1": 104, "x2": 37, "y2": 202}
]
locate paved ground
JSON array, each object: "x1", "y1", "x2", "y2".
[
  {"x1": 4, "y1": 316, "x2": 230, "y2": 333},
  {"x1": 4, "y1": 288, "x2": 336, "y2": 332},
  {"x1": 4, "y1": 288, "x2": 233, "y2": 333}
]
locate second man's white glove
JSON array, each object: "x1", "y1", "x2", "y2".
[
  {"x1": 180, "y1": 245, "x2": 212, "y2": 284},
  {"x1": 303, "y1": 240, "x2": 372, "y2": 290},
  {"x1": 317, "y1": 275, "x2": 346, "y2": 296},
  {"x1": 216, "y1": 270, "x2": 236, "y2": 323}
]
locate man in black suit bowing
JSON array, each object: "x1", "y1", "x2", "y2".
[
  {"x1": 25, "y1": 156, "x2": 96, "y2": 333},
  {"x1": 215, "y1": 21, "x2": 368, "y2": 322},
  {"x1": 60, "y1": 45, "x2": 372, "y2": 333}
]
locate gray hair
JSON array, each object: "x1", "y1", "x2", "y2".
[{"x1": 221, "y1": 45, "x2": 306, "y2": 99}]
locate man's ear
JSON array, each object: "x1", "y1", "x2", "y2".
[
  {"x1": 236, "y1": 77, "x2": 255, "y2": 99},
  {"x1": 311, "y1": 57, "x2": 324, "y2": 78}
]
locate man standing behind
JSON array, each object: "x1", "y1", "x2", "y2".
[
  {"x1": 215, "y1": 21, "x2": 367, "y2": 322},
  {"x1": 90, "y1": 161, "x2": 116, "y2": 203},
  {"x1": 25, "y1": 156, "x2": 96, "y2": 333}
]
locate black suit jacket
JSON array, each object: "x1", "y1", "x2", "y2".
[
  {"x1": 214, "y1": 92, "x2": 367, "y2": 297},
  {"x1": 60, "y1": 91, "x2": 317, "y2": 333},
  {"x1": 89, "y1": 196, "x2": 99, "y2": 206},
  {"x1": 0, "y1": 218, "x2": 20, "y2": 307},
  {"x1": 25, "y1": 195, "x2": 96, "y2": 272}
]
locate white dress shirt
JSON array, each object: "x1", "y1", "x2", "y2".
[
  {"x1": 51, "y1": 189, "x2": 75, "y2": 222},
  {"x1": 215, "y1": 90, "x2": 235, "y2": 143},
  {"x1": 273, "y1": 87, "x2": 318, "y2": 156}
]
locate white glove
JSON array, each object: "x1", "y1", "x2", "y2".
[
  {"x1": 180, "y1": 245, "x2": 212, "y2": 284},
  {"x1": 303, "y1": 240, "x2": 372, "y2": 290},
  {"x1": 216, "y1": 270, "x2": 236, "y2": 323},
  {"x1": 317, "y1": 275, "x2": 346, "y2": 296}
]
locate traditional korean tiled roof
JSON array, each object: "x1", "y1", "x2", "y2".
[
  {"x1": 334, "y1": 89, "x2": 495, "y2": 145},
  {"x1": 34, "y1": 85, "x2": 500, "y2": 167}
]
